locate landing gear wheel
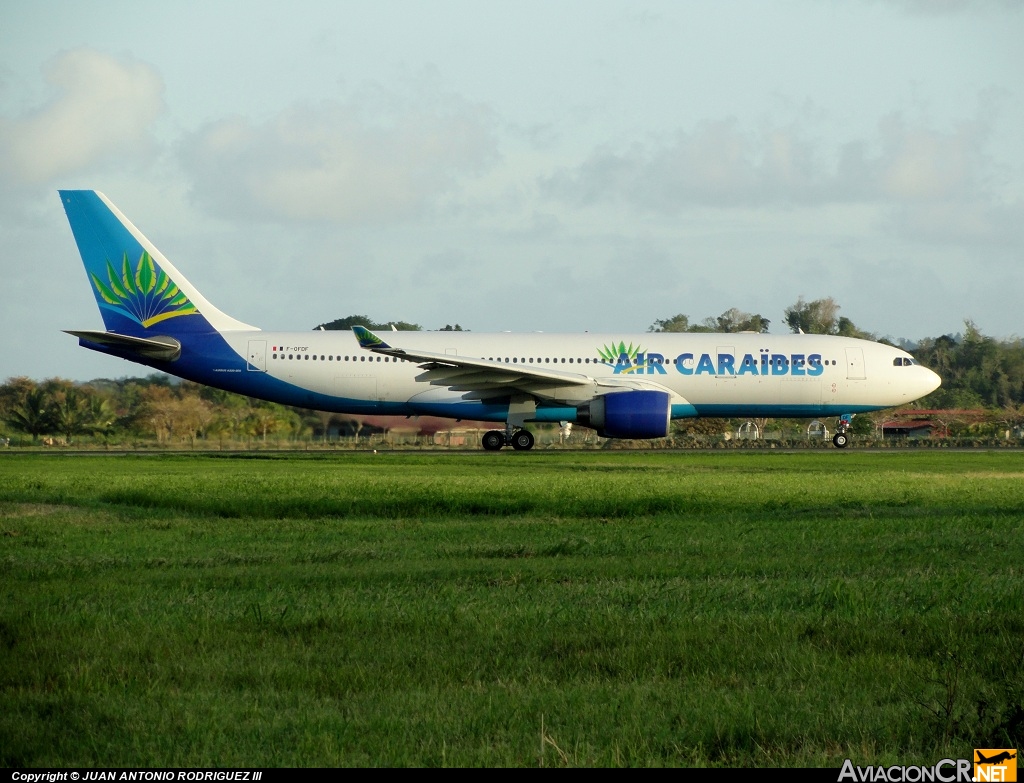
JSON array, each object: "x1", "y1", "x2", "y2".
[
  {"x1": 833, "y1": 432, "x2": 849, "y2": 449},
  {"x1": 510, "y1": 429, "x2": 535, "y2": 451},
  {"x1": 482, "y1": 430, "x2": 505, "y2": 451}
]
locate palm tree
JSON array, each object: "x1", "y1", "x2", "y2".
[
  {"x1": 54, "y1": 388, "x2": 89, "y2": 443},
  {"x1": 7, "y1": 388, "x2": 51, "y2": 442},
  {"x1": 85, "y1": 395, "x2": 116, "y2": 435},
  {"x1": 246, "y1": 407, "x2": 281, "y2": 443}
]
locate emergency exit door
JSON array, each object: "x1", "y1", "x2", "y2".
[
  {"x1": 845, "y1": 347, "x2": 866, "y2": 380},
  {"x1": 247, "y1": 340, "x2": 267, "y2": 372}
]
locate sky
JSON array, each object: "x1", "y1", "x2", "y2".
[{"x1": 1, "y1": 0, "x2": 1022, "y2": 382}]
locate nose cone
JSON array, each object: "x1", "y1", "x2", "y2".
[{"x1": 920, "y1": 367, "x2": 942, "y2": 398}]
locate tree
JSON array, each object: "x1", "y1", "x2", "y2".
[
  {"x1": 0, "y1": 377, "x2": 37, "y2": 417},
  {"x1": 836, "y1": 316, "x2": 873, "y2": 339},
  {"x1": 783, "y1": 297, "x2": 841, "y2": 334},
  {"x1": 709, "y1": 308, "x2": 770, "y2": 333},
  {"x1": 85, "y1": 394, "x2": 116, "y2": 436},
  {"x1": 53, "y1": 387, "x2": 90, "y2": 443},
  {"x1": 673, "y1": 418, "x2": 726, "y2": 439},
  {"x1": 246, "y1": 406, "x2": 284, "y2": 442},
  {"x1": 6, "y1": 387, "x2": 51, "y2": 442},
  {"x1": 994, "y1": 403, "x2": 1024, "y2": 437},
  {"x1": 206, "y1": 414, "x2": 236, "y2": 447},
  {"x1": 649, "y1": 314, "x2": 692, "y2": 333},
  {"x1": 137, "y1": 385, "x2": 177, "y2": 442},
  {"x1": 316, "y1": 315, "x2": 422, "y2": 331},
  {"x1": 650, "y1": 309, "x2": 770, "y2": 334},
  {"x1": 173, "y1": 394, "x2": 215, "y2": 446}
]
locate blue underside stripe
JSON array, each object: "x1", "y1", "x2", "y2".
[{"x1": 692, "y1": 403, "x2": 880, "y2": 417}]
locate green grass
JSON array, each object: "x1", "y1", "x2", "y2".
[{"x1": 1, "y1": 451, "x2": 1022, "y2": 766}]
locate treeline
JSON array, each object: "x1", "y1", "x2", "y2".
[
  {"x1": 0, "y1": 376, "x2": 314, "y2": 446},
  {"x1": 3, "y1": 299, "x2": 1023, "y2": 445},
  {"x1": 315, "y1": 315, "x2": 465, "y2": 332}
]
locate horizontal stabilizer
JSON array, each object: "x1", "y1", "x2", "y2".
[{"x1": 65, "y1": 330, "x2": 181, "y2": 361}]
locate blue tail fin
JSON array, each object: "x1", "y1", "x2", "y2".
[{"x1": 60, "y1": 190, "x2": 257, "y2": 337}]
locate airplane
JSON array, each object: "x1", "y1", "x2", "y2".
[
  {"x1": 976, "y1": 751, "x2": 1016, "y2": 765},
  {"x1": 59, "y1": 190, "x2": 942, "y2": 450}
]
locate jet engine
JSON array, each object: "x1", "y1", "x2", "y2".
[{"x1": 579, "y1": 389, "x2": 671, "y2": 439}]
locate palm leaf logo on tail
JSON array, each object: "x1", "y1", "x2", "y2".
[{"x1": 90, "y1": 251, "x2": 199, "y2": 328}]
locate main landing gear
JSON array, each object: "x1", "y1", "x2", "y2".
[
  {"x1": 832, "y1": 413, "x2": 853, "y2": 449},
  {"x1": 481, "y1": 426, "x2": 535, "y2": 451}
]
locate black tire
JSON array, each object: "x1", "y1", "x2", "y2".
[
  {"x1": 510, "y1": 429, "x2": 535, "y2": 451},
  {"x1": 482, "y1": 430, "x2": 505, "y2": 451},
  {"x1": 833, "y1": 432, "x2": 849, "y2": 449}
]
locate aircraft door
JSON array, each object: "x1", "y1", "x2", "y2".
[
  {"x1": 247, "y1": 340, "x2": 267, "y2": 372},
  {"x1": 845, "y1": 348, "x2": 866, "y2": 380}
]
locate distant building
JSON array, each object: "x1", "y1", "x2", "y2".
[
  {"x1": 881, "y1": 419, "x2": 933, "y2": 438},
  {"x1": 881, "y1": 409, "x2": 987, "y2": 438}
]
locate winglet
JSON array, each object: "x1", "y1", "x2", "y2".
[{"x1": 352, "y1": 325, "x2": 393, "y2": 350}]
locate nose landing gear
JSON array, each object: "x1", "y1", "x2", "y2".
[{"x1": 833, "y1": 413, "x2": 853, "y2": 448}]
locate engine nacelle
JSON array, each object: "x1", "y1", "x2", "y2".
[{"x1": 580, "y1": 390, "x2": 671, "y2": 439}]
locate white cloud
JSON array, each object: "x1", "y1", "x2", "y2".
[
  {"x1": 838, "y1": 114, "x2": 985, "y2": 202},
  {"x1": 0, "y1": 49, "x2": 163, "y2": 187},
  {"x1": 885, "y1": 200, "x2": 1024, "y2": 247},
  {"x1": 178, "y1": 95, "x2": 499, "y2": 224},
  {"x1": 544, "y1": 113, "x2": 991, "y2": 211},
  {"x1": 884, "y1": 0, "x2": 1023, "y2": 15}
]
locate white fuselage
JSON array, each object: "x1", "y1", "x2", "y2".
[{"x1": 213, "y1": 329, "x2": 940, "y2": 422}]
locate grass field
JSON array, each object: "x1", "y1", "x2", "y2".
[{"x1": 1, "y1": 450, "x2": 1022, "y2": 767}]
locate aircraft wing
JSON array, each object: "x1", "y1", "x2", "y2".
[{"x1": 351, "y1": 325, "x2": 674, "y2": 402}]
